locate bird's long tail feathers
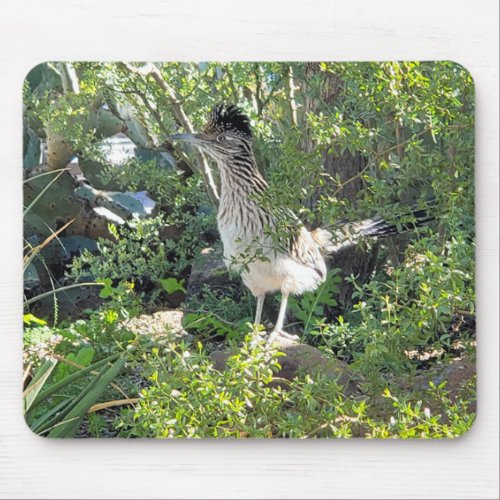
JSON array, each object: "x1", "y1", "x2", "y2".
[{"x1": 311, "y1": 200, "x2": 436, "y2": 254}]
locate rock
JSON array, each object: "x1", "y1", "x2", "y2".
[
  {"x1": 210, "y1": 350, "x2": 232, "y2": 370},
  {"x1": 413, "y1": 356, "x2": 476, "y2": 409},
  {"x1": 186, "y1": 247, "x2": 231, "y2": 297},
  {"x1": 185, "y1": 246, "x2": 279, "y2": 326},
  {"x1": 160, "y1": 223, "x2": 185, "y2": 242},
  {"x1": 186, "y1": 246, "x2": 247, "y2": 298},
  {"x1": 272, "y1": 336, "x2": 353, "y2": 384},
  {"x1": 164, "y1": 289, "x2": 186, "y2": 309},
  {"x1": 123, "y1": 309, "x2": 188, "y2": 338},
  {"x1": 210, "y1": 333, "x2": 359, "y2": 396}
]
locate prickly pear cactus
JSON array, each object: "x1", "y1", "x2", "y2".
[
  {"x1": 40, "y1": 236, "x2": 99, "y2": 270},
  {"x1": 23, "y1": 125, "x2": 42, "y2": 170},
  {"x1": 23, "y1": 62, "x2": 161, "y2": 321},
  {"x1": 30, "y1": 284, "x2": 102, "y2": 323},
  {"x1": 75, "y1": 184, "x2": 151, "y2": 220},
  {"x1": 24, "y1": 168, "x2": 84, "y2": 239}
]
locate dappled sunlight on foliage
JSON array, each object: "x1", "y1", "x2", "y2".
[{"x1": 23, "y1": 61, "x2": 474, "y2": 438}]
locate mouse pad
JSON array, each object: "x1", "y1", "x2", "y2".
[{"x1": 23, "y1": 61, "x2": 475, "y2": 438}]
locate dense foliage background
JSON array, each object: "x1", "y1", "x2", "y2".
[{"x1": 23, "y1": 61, "x2": 475, "y2": 438}]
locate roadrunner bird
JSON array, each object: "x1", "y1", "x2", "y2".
[{"x1": 170, "y1": 105, "x2": 433, "y2": 340}]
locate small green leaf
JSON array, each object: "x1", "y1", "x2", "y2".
[
  {"x1": 159, "y1": 277, "x2": 186, "y2": 295},
  {"x1": 23, "y1": 313, "x2": 47, "y2": 326}
]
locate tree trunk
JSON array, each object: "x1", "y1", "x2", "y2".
[{"x1": 299, "y1": 63, "x2": 379, "y2": 311}]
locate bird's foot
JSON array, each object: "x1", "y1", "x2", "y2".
[{"x1": 268, "y1": 329, "x2": 300, "y2": 345}]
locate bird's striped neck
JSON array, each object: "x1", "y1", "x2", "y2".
[{"x1": 216, "y1": 148, "x2": 268, "y2": 197}]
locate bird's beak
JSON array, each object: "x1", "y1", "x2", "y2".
[
  {"x1": 168, "y1": 133, "x2": 196, "y2": 142},
  {"x1": 168, "y1": 133, "x2": 208, "y2": 145}
]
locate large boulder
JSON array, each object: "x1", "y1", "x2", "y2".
[
  {"x1": 210, "y1": 333, "x2": 359, "y2": 396},
  {"x1": 185, "y1": 246, "x2": 278, "y2": 325},
  {"x1": 186, "y1": 246, "x2": 235, "y2": 298}
]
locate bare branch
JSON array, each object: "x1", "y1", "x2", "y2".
[
  {"x1": 284, "y1": 65, "x2": 298, "y2": 126},
  {"x1": 118, "y1": 62, "x2": 219, "y2": 204}
]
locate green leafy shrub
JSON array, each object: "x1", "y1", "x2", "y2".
[
  {"x1": 70, "y1": 214, "x2": 207, "y2": 307},
  {"x1": 117, "y1": 332, "x2": 353, "y2": 438},
  {"x1": 183, "y1": 283, "x2": 255, "y2": 340},
  {"x1": 288, "y1": 269, "x2": 341, "y2": 335},
  {"x1": 364, "y1": 381, "x2": 476, "y2": 439},
  {"x1": 116, "y1": 330, "x2": 474, "y2": 439},
  {"x1": 345, "y1": 232, "x2": 475, "y2": 378}
]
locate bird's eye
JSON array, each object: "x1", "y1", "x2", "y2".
[{"x1": 216, "y1": 134, "x2": 225, "y2": 143}]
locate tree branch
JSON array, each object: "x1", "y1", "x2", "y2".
[
  {"x1": 284, "y1": 65, "x2": 298, "y2": 126},
  {"x1": 118, "y1": 62, "x2": 219, "y2": 205}
]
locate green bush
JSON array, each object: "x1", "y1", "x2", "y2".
[
  {"x1": 347, "y1": 232, "x2": 474, "y2": 377},
  {"x1": 70, "y1": 213, "x2": 211, "y2": 307},
  {"x1": 116, "y1": 331, "x2": 474, "y2": 439},
  {"x1": 117, "y1": 332, "x2": 357, "y2": 438}
]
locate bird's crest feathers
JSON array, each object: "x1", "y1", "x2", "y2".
[{"x1": 205, "y1": 105, "x2": 252, "y2": 138}]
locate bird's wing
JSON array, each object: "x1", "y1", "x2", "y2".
[
  {"x1": 289, "y1": 226, "x2": 327, "y2": 279},
  {"x1": 261, "y1": 202, "x2": 327, "y2": 278}
]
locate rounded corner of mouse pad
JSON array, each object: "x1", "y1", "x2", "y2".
[{"x1": 22, "y1": 61, "x2": 475, "y2": 439}]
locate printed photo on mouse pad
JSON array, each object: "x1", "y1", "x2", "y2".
[{"x1": 23, "y1": 61, "x2": 475, "y2": 438}]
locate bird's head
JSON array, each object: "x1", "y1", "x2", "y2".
[{"x1": 169, "y1": 105, "x2": 253, "y2": 162}]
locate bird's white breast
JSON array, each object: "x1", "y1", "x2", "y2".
[{"x1": 217, "y1": 217, "x2": 326, "y2": 297}]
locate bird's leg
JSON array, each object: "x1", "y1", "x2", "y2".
[
  {"x1": 249, "y1": 294, "x2": 267, "y2": 347},
  {"x1": 274, "y1": 292, "x2": 288, "y2": 331},
  {"x1": 254, "y1": 295, "x2": 265, "y2": 325},
  {"x1": 270, "y1": 292, "x2": 299, "y2": 341}
]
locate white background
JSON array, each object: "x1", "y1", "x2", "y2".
[{"x1": 0, "y1": 0, "x2": 498, "y2": 498}]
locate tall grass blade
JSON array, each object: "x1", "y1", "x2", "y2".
[
  {"x1": 23, "y1": 358, "x2": 57, "y2": 412},
  {"x1": 48, "y1": 355, "x2": 127, "y2": 438},
  {"x1": 30, "y1": 397, "x2": 74, "y2": 434},
  {"x1": 23, "y1": 167, "x2": 69, "y2": 184},
  {"x1": 28, "y1": 352, "x2": 120, "y2": 411}
]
